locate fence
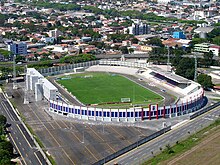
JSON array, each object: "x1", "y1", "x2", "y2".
[
  {"x1": 38, "y1": 60, "x2": 100, "y2": 76},
  {"x1": 93, "y1": 126, "x2": 171, "y2": 165},
  {"x1": 190, "y1": 100, "x2": 220, "y2": 120}
]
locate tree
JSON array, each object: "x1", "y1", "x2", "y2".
[
  {"x1": 128, "y1": 48, "x2": 134, "y2": 54},
  {"x1": 120, "y1": 46, "x2": 129, "y2": 54},
  {"x1": 212, "y1": 36, "x2": 220, "y2": 46},
  {"x1": 149, "y1": 47, "x2": 167, "y2": 64},
  {"x1": 175, "y1": 57, "x2": 195, "y2": 80},
  {"x1": 203, "y1": 51, "x2": 213, "y2": 67},
  {"x1": 15, "y1": 55, "x2": 25, "y2": 63},
  {"x1": 0, "y1": 49, "x2": 11, "y2": 59},
  {"x1": 197, "y1": 74, "x2": 213, "y2": 89},
  {"x1": 0, "y1": 141, "x2": 13, "y2": 156},
  {"x1": 131, "y1": 38, "x2": 139, "y2": 44},
  {"x1": 147, "y1": 37, "x2": 164, "y2": 47},
  {"x1": 0, "y1": 115, "x2": 6, "y2": 126},
  {"x1": 165, "y1": 144, "x2": 174, "y2": 154}
]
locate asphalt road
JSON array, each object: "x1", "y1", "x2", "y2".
[
  {"x1": 106, "y1": 105, "x2": 220, "y2": 165},
  {"x1": 0, "y1": 92, "x2": 48, "y2": 165}
]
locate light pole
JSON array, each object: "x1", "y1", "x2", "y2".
[
  {"x1": 81, "y1": 122, "x2": 85, "y2": 143},
  {"x1": 102, "y1": 123, "x2": 105, "y2": 134}
]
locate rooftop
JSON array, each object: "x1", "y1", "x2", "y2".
[
  {"x1": 194, "y1": 27, "x2": 214, "y2": 33},
  {"x1": 151, "y1": 67, "x2": 190, "y2": 84}
]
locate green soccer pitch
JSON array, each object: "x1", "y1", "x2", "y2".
[{"x1": 57, "y1": 72, "x2": 163, "y2": 108}]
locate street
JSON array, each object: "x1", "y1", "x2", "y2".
[
  {"x1": 106, "y1": 105, "x2": 220, "y2": 165},
  {"x1": 0, "y1": 92, "x2": 48, "y2": 165}
]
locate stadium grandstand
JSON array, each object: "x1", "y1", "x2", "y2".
[
  {"x1": 26, "y1": 60, "x2": 205, "y2": 122},
  {"x1": 140, "y1": 67, "x2": 200, "y2": 96}
]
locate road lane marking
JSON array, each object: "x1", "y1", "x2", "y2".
[
  {"x1": 60, "y1": 121, "x2": 81, "y2": 142},
  {"x1": 34, "y1": 152, "x2": 43, "y2": 165},
  {"x1": 203, "y1": 117, "x2": 214, "y2": 121},
  {"x1": 16, "y1": 124, "x2": 32, "y2": 148},
  {"x1": 87, "y1": 126, "x2": 116, "y2": 152},
  {"x1": 106, "y1": 106, "x2": 220, "y2": 165},
  {"x1": 27, "y1": 104, "x2": 76, "y2": 165},
  {"x1": 109, "y1": 126, "x2": 132, "y2": 145},
  {"x1": 1, "y1": 102, "x2": 14, "y2": 121},
  {"x1": 8, "y1": 131, "x2": 28, "y2": 165},
  {"x1": 85, "y1": 146, "x2": 99, "y2": 161}
]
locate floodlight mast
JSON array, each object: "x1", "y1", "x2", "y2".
[
  {"x1": 167, "y1": 46, "x2": 170, "y2": 72},
  {"x1": 194, "y1": 53, "x2": 198, "y2": 82},
  {"x1": 24, "y1": 65, "x2": 29, "y2": 104},
  {"x1": 13, "y1": 54, "x2": 17, "y2": 89}
]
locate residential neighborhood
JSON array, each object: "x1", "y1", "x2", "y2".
[
  {"x1": 0, "y1": 0, "x2": 220, "y2": 64},
  {"x1": 1, "y1": 1, "x2": 220, "y2": 165}
]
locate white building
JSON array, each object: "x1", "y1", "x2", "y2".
[
  {"x1": 40, "y1": 37, "x2": 55, "y2": 44},
  {"x1": 49, "y1": 29, "x2": 63, "y2": 39},
  {"x1": 8, "y1": 41, "x2": 27, "y2": 55},
  {"x1": 26, "y1": 68, "x2": 58, "y2": 101},
  {"x1": 157, "y1": 0, "x2": 171, "y2": 4}
]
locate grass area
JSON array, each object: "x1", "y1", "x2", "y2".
[
  {"x1": 57, "y1": 72, "x2": 163, "y2": 107},
  {"x1": 143, "y1": 119, "x2": 220, "y2": 165}
]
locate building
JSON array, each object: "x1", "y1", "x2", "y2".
[
  {"x1": 173, "y1": 32, "x2": 186, "y2": 39},
  {"x1": 26, "y1": 68, "x2": 58, "y2": 101},
  {"x1": 157, "y1": 0, "x2": 171, "y2": 4},
  {"x1": 194, "y1": 43, "x2": 210, "y2": 53},
  {"x1": 128, "y1": 22, "x2": 150, "y2": 35},
  {"x1": 194, "y1": 26, "x2": 214, "y2": 38},
  {"x1": 40, "y1": 37, "x2": 55, "y2": 44},
  {"x1": 8, "y1": 41, "x2": 27, "y2": 55},
  {"x1": 49, "y1": 29, "x2": 63, "y2": 39},
  {"x1": 209, "y1": 45, "x2": 220, "y2": 56},
  {"x1": 140, "y1": 45, "x2": 153, "y2": 52}
]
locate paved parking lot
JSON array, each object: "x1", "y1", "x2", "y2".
[{"x1": 6, "y1": 83, "x2": 158, "y2": 165}]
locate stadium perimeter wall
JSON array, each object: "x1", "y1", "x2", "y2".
[{"x1": 41, "y1": 60, "x2": 206, "y2": 122}]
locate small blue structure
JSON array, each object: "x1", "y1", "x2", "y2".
[{"x1": 173, "y1": 31, "x2": 186, "y2": 39}]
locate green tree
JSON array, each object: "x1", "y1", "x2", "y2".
[
  {"x1": 128, "y1": 48, "x2": 134, "y2": 54},
  {"x1": 165, "y1": 144, "x2": 174, "y2": 154},
  {"x1": 0, "y1": 49, "x2": 11, "y2": 59},
  {"x1": 175, "y1": 57, "x2": 195, "y2": 80},
  {"x1": 212, "y1": 36, "x2": 220, "y2": 46},
  {"x1": 0, "y1": 115, "x2": 7, "y2": 126},
  {"x1": 147, "y1": 37, "x2": 164, "y2": 47},
  {"x1": 120, "y1": 46, "x2": 129, "y2": 54},
  {"x1": 149, "y1": 47, "x2": 167, "y2": 64},
  {"x1": 0, "y1": 141, "x2": 13, "y2": 156},
  {"x1": 15, "y1": 55, "x2": 25, "y2": 63},
  {"x1": 203, "y1": 51, "x2": 214, "y2": 67},
  {"x1": 197, "y1": 74, "x2": 213, "y2": 89},
  {"x1": 131, "y1": 38, "x2": 139, "y2": 44}
]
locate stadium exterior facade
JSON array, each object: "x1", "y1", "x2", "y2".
[
  {"x1": 27, "y1": 60, "x2": 205, "y2": 122},
  {"x1": 49, "y1": 88, "x2": 203, "y2": 122}
]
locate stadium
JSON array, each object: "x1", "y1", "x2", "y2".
[{"x1": 26, "y1": 60, "x2": 205, "y2": 122}]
